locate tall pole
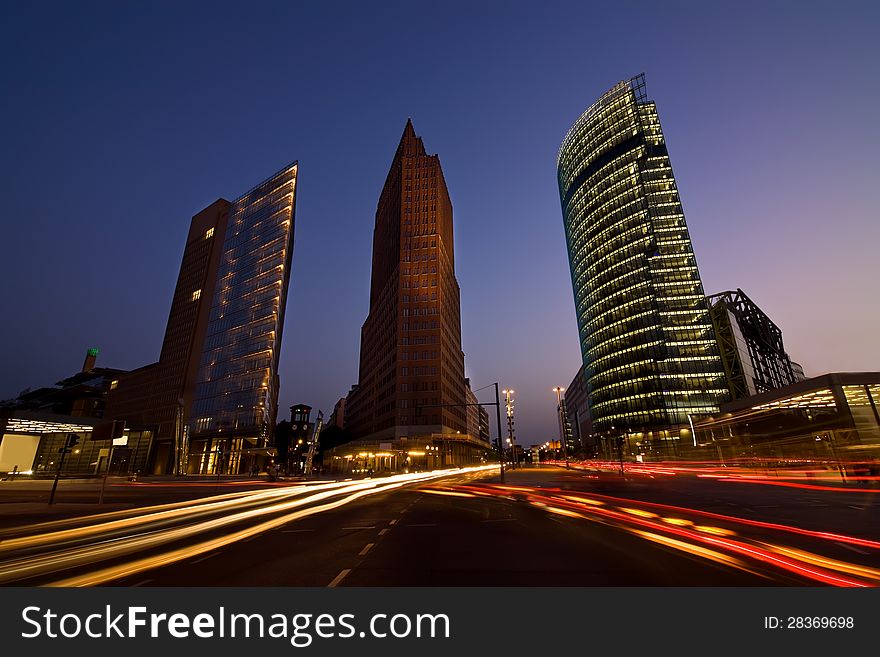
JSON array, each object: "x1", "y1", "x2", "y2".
[
  {"x1": 553, "y1": 387, "x2": 569, "y2": 467},
  {"x1": 48, "y1": 433, "x2": 76, "y2": 505},
  {"x1": 503, "y1": 389, "x2": 517, "y2": 470},
  {"x1": 494, "y1": 382, "x2": 505, "y2": 482},
  {"x1": 173, "y1": 400, "x2": 183, "y2": 476},
  {"x1": 98, "y1": 445, "x2": 115, "y2": 505},
  {"x1": 47, "y1": 447, "x2": 68, "y2": 506}
]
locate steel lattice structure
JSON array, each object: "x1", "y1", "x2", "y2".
[{"x1": 707, "y1": 288, "x2": 798, "y2": 399}]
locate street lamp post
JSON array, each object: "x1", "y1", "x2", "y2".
[
  {"x1": 414, "y1": 383, "x2": 505, "y2": 481},
  {"x1": 494, "y1": 383, "x2": 505, "y2": 482},
  {"x1": 502, "y1": 389, "x2": 517, "y2": 470},
  {"x1": 553, "y1": 387, "x2": 569, "y2": 467}
]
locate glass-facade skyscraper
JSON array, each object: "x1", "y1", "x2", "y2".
[
  {"x1": 106, "y1": 162, "x2": 298, "y2": 475},
  {"x1": 190, "y1": 162, "x2": 298, "y2": 472},
  {"x1": 557, "y1": 74, "x2": 728, "y2": 441}
]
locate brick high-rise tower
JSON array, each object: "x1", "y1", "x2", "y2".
[{"x1": 345, "y1": 120, "x2": 469, "y2": 441}]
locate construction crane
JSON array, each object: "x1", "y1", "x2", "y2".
[{"x1": 303, "y1": 410, "x2": 323, "y2": 476}]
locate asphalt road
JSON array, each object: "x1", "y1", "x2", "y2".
[{"x1": 1, "y1": 465, "x2": 878, "y2": 586}]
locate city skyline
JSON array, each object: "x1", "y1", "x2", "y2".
[{"x1": 1, "y1": 2, "x2": 878, "y2": 446}]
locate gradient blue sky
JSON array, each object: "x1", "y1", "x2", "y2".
[{"x1": 1, "y1": 1, "x2": 878, "y2": 444}]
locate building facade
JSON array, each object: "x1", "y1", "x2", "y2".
[
  {"x1": 105, "y1": 199, "x2": 230, "y2": 473},
  {"x1": 345, "y1": 120, "x2": 470, "y2": 441},
  {"x1": 285, "y1": 404, "x2": 314, "y2": 473},
  {"x1": 0, "y1": 349, "x2": 152, "y2": 476},
  {"x1": 707, "y1": 288, "x2": 799, "y2": 400},
  {"x1": 0, "y1": 409, "x2": 154, "y2": 477},
  {"x1": 106, "y1": 163, "x2": 298, "y2": 474},
  {"x1": 2, "y1": 348, "x2": 126, "y2": 420},
  {"x1": 328, "y1": 397, "x2": 347, "y2": 429},
  {"x1": 557, "y1": 74, "x2": 728, "y2": 445},
  {"x1": 565, "y1": 365, "x2": 594, "y2": 453},
  {"x1": 342, "y1": 120, "x2": 488, "y2": 469},
  {"x1": 693, "y1": 372, "x2": 880, "y2": 462},
  {"x1": 189, "y1": 163, "x2": 298, "y2": 474}
]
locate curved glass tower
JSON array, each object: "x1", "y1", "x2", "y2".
[{"x1": 557, "y1": 74, "x2": 728, "y2": 440}]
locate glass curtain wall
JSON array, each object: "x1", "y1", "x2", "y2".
[
  {"x1": 190, "y1": 163, "x2": 298, "y2": 447},
  {"x1": 558, "y1": 75, "x2": 728, "y2": 434}
]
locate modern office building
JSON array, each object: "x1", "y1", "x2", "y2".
[
  {"x1": 557, "y1": 74, "x2": 729, "y2": 444},
  {"x1": 0, "y1": 409, "x2": 153, "y2": 476},
  {"x1": 707, "y1": 288, "x2": 799, "y2": 400},
  {"x1": 565, "y1": 365, "x2": 594, "y2": 453},
  {"x1": 1, "y1": 348, "x2": 126, "y2": 419},
  {"x1": 343, "y1": 120, "x2": 488, "y2": 467},
  {"x1": 466, "y1": 382, "x2": 481, "y2": 446},
  {"x1": 106, "y1": 162, "x2": 298, "y2": 474},
  {"x1": 0, "y1": 349, "x2": 152, "y2": 476},
  {"x1": 693, "y1": 372, "x2": 880, "y2": 461},
  {"x1": 105, "y1": 199, "x2": 230, "y2": 472}
]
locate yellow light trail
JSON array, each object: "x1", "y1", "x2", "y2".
[
  {"x1": 0, "y1": 466, "x2": 495, "y2": 586},
  {"x1": 0, "y1": 481, "x2": 349, "y2": 552},
  {"x1": 758, "y1": 543, "x2": 880, "y2": 583},
  {"x1": 626, "y1": 529, "x2": 763, "y2": 577}
]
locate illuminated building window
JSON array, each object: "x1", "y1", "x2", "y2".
[
  {"x1": 557, "y1": 74, "x2": 727, "y2": 433},
  {"x1": 191, "y1": 289, "x2": 201, "y2": 301},
  {"x1": 205, "y1": 227, "x2": 214, "y2": 239}
]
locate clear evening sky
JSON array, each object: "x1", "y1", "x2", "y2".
[{"x1": 1, "y1": 1, "x2": 878, "y2": 445}]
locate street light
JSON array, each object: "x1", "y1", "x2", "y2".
[
  {"x1": 502, "y1": 389, "x2": 518, "y2": 469},
  {"x1": 552, "y1": 387, "x2": 570, "y2": 467}
]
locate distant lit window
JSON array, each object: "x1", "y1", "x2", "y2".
[
  {"x1": 205, "y1": 227, "x2": 214, "y2": 239},
  {"x1": 192, "y1": 289, "x2": 202, "y2": 301},
  {"x1": 110, "y1": 380, "x2": 118, "y2": 390}
]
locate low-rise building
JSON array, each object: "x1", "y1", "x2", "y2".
[{"x1": 693, "y1": 372, "x2": 880, "y2": 461}]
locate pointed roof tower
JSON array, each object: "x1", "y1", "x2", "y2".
[{"x1": 395, "y1": 118, "x2": 427, "y2": 159}]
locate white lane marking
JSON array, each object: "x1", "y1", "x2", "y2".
[
  {"x1": 359, "y1": 543, "x2": 374, "y2": 556},
  {"x1": 131, "y1": 579, "x2": 153, "y2": 587},
  {"x1": 190, "y1": 553, "x2": 218, "y2": 564},
  {"x1": 389, "y1": 519, "x2": 397, "y2": 525},
  {"x1": 836, "y1": 542, "x2": 869, "y2": 555},
  {"x1": 379, "y1": 528, "x2": 389, "y2": 536},
  {"x1": 342, "y1": 526, "x2": 375, "y2": 530},
  {"x1": 328, "y1": 569, "x2": 351, "y2": 588},
  {"x1": 848, "y1": 505, "x2": 864, "y2": 511}
]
